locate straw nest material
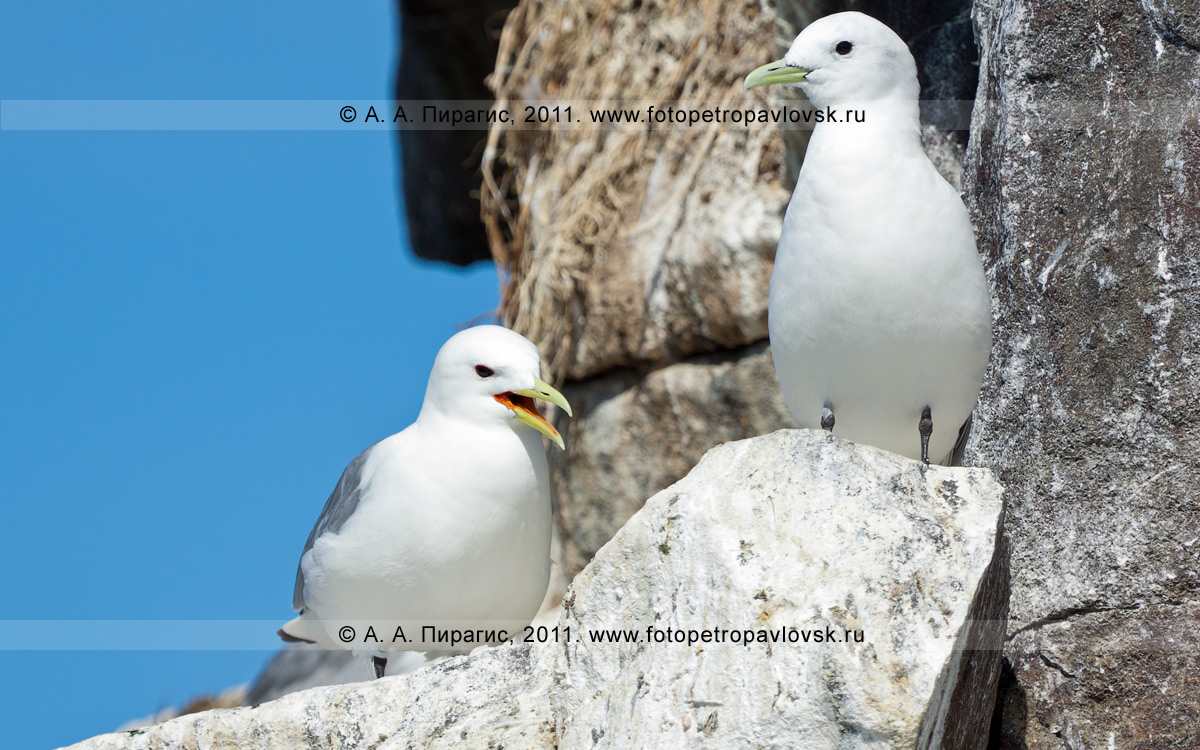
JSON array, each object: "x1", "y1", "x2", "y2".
[{"x1": 482, "y1": 0, "x2": 798, "y2": 380}]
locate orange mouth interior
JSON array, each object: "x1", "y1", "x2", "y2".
[{"x1": 494, "y1": 392, "x2": 559, "y2": 434}]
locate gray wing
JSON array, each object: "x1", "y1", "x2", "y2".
[
  {"x1": 946, "y1": 412, "x2": 974, "y2": 467},
  {"x1": 292, "y1": 443, "x2": 379, "y2": 611}
]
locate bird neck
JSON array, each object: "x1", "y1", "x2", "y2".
[
  {"x1": 808, "y1": 97, "x2": 922, "y2": 148},
  {"x1": 415, "y1": 402, "x2": 526, "y2": 449},
  {"x1": 415, "y1": 401, "x2": 471, "y2": 434},
  {"x1": 811, "y1": 94, "x2": 921, "y2": 132}
]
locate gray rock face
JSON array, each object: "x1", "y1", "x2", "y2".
[
  {"x1": 68, "y1": 433, "x2": 1006, "y2": 750},
  {"x1": 963, "y1": 0, "x2": 1200, "y2": 745},
  {"x1": 994, "y1": 601, "x2": 1200, "y2": 747},
  {"x1": 550, "y1": 341, "x2": 794, "y2": 577}
]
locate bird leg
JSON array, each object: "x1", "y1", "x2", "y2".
[
  {"x1": 372, "y1": 656, "x2": 387, "y2": 679},
  {"x1": 821, "y1": 403, "x2": 836, "y2": 432},
  {"x1": 919, "y1": 406, "x2": 933, "y2": 465}
]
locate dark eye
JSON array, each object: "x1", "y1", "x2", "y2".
[
  {"x1": 835, "y1": 40, "x2": 853, "y2": 55},
  {"x1": 475, "y1": 365, "x2": 494, "y2": 378}
]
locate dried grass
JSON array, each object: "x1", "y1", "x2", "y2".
[{"x1": 482, "y1": 0, "x2": 791, "y2": 379}]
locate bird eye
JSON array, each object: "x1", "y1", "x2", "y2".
[
  {"x1": 475, "y1": 365, "x2": 494, "y2": 378},
  {"x1": 835, "y1": 41, "x2": 853, "y2": 55}
]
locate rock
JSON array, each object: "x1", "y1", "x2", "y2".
[
  {"x1": 482, "y1": 0, "x2": 794, "y2": 380},
  {"x1": 996, "y1": 601, "x2": 1200, "y2": 747},
  {"x1": 922, "y1": 124, "x2": 968, "y2": 192},
  {"x1": 963, "y1": 0, "x2": 1200, "y2": 745},
  {"x1": 551, "y1": 341, "x2": 793, "y2": 578},
  {"x1": 66, "y1": 644, "x2": 556, "y2": 750},
  {"x1": 70, "y1": 433, "x2": 1005, "y2": 750},
  {"x1": 396, "y1": 0, "x2": 975, "y2": 271},
  {"x1": 116, "y1": 688, "x2": 247, "y2": 733},
  {"x1": 553, "y1": 429, "x2": 1008, "y2": 749}
]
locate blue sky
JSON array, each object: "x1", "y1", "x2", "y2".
[{"x1": 1, "y1": 2, "x2": 500, "y2": 747}]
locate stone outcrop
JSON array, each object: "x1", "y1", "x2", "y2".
[
  {"x1": 73, "y1": 644, "x2": 555, "y2": 750},
  {"x1": 552, "y1": 430, "x2": 1008, "y2": 749},
  {"x1": 550, "y1": 341, "x2": 794, "y2": 577},
  {"x1": 963, "y1": 0, "x2": 1200, "y2": 745},
  {"x1": 479, "y1": 0, "x2": 802, "y2": 601},
  {"x1": 482, "y1": 0, "x2": 796, "y2": 380},
  {"x1": 69, "y1": 433, "x2": 1007, "y2": 750}
]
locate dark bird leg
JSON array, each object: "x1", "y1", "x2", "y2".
[
  {"x1": 919, "y1": 406, "x2": 933, "y2": 465},
  {"x1": 372, "y1": 656, "x2": 387, "y2": 679},
  {"x1": 821, "y1": 403, "x2": 836, "y2": 432}
]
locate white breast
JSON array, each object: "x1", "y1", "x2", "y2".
[
  {"x1": 299, "y1": 421, "x2": 552, "y2": 651},
  {"x1": 768, "y1": 130, "x2": 992, "y2": 463}
]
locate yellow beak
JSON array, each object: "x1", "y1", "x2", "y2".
[
  {"x1": 743, "y1": 59, "x2": 809, "y2": 90},
  {"x1": 496, "y1": 377, "x2": 573, "y2": 449}
]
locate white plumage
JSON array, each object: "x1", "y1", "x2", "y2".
[
  {"x1": 746, "y1": 12, "x2": 992, "y2": 464},
  {"x1": 279, "y1": 325, "x2": 571, "y2": 676}
]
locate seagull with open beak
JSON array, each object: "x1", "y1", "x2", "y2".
[{"x1": 279, "y1": 325, "x2": 572, "y2": 678}]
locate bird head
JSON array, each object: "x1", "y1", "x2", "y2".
[
  {"x1": 743, "y1": 12, "x2": 918, "y2": 108},
  {"x1": 421, "y1": 325, "x2": 572, "y2": 449}
]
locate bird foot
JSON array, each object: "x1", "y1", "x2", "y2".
[
  {"x1": 820, "y1": 404, "x2": 835, "y2": 432},
  {"x1": 372, "y1": 656, "x2": 387, "y2": 679},
  {"x1": 919, "y1": 405, "x2": 933, "y2": 465}
]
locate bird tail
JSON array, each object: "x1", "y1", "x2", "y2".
[
  {"x1": 278, "y1": 615, "x2": 319, "y2": 644},
  {"x1": 946, "y1": 413, "x2": 974, "y2": 466}
]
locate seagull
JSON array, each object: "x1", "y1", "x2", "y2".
[
  {"x1": 744, "y1": 11, "x2": 992, "y2": 465},
  {"x1": 278, "y1": 325, "x2": 572, "y2": 678}
]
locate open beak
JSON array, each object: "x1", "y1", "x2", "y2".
[
  {"x1": 743, "y1": 59, "x2": 809, "y2": 90},
  {"x1": 495, "y1": 377, "x2": 573, "y2": 450}
]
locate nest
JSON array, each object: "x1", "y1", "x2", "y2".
[{"x1": 481, "y1": 0, "x2": 792, "y2": 380}]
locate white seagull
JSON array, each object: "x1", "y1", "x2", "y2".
[
  {"x1": 278, "y1": 325, "x2": 571, "y2": 678},
  {"x1": 744, "y1": 11, "x2": 992, "y2": 465}
]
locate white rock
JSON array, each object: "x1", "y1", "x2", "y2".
[
  {"x1": 554, "y1": 429, "x2": 1006, "y2": 749},
  {"x1": 64, "y1": 644, "x2": 556, "y2": 750}
]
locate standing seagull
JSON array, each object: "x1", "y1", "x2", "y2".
[
  {"x1": 278, "y1": 325, "x2": 571, "y2": 678},
  {"x1": 744, "y1": 12, "x2": 992, "y2": 465}
]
